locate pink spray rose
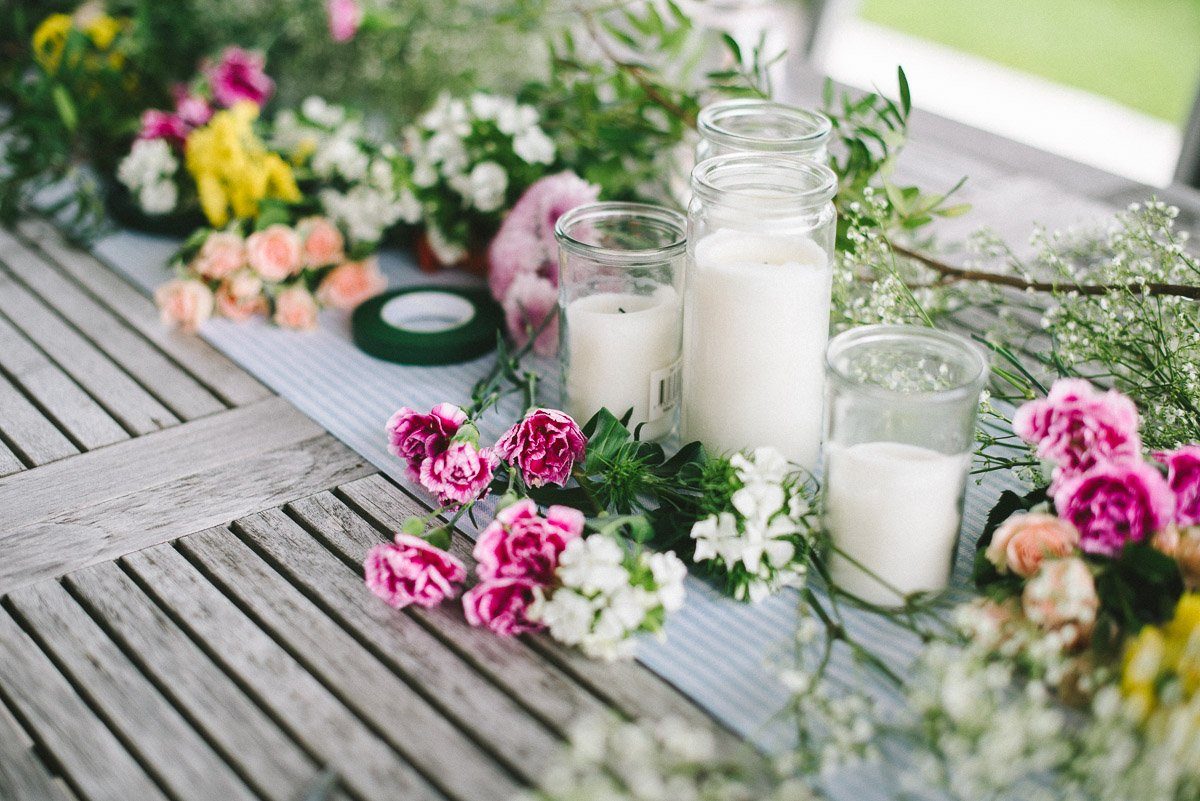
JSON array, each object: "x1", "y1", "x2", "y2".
[
  {"x1": 1053, "y1": 460, "x2": 1175, "y2": 557},
  {"x1": 327, "y1": 0, "x2": 363, "y2": 42},
  {"x1": 215, "y1": 272, "x2": 267, "y2": 322},
  {"x1": 246, "y1": 224, "x2": 302, "y2": 282},
  {"x1": 985, "y1": 512, "x2": 1079, "y2": 578},
  {"x1": 494, "y1": 408, "x2": 587, "y2": 488},
  {"x1": 173, "y1": 86, "x2": 213, "y2": 128},
  {"x1": 1021, "y1": 557, "x2": 1099, "y2": 649},
  {"x1": 297, "y1": 216, "x2": 345, "y2": 267},
  {"x1": 1013, "y1": 378, "x2": 1141, "y2": 484},
  {"x1": 1155, "y1": 445, "x2": 1200, "y2": 526},
  {"x1": 206, "y1": 47, "x2": 274, "y2": 108},
  {"x1": 193, "y1": 230, "x2": 246, "y2": 280},
  {"x1": 155, "y1": 279, "x2": 213, "y2": 332},
  {"x1": 462, "y1": 577, "x2": 543, "y2": 636},
  {"x1": 363, "y1": 534, "x2": 466, "y2": 609},
  {"x1": 386, "y1": 403, "x2": 467, "y2": 479},
  {"x1": 316, "y1": 258, "x2": 386, "y2": 311},
  {"x1": 138, "y1": 109, "x2": 189, "y2": 145},
  {"x1": 474, "y1": 499, "x2": 584, "y2": 583},
  {"x1": 273, "y1": 286, "x2": 319, "y2": 331},
  {"x1": 419, "y1": 441, "x2": 496, "y2": 506}
]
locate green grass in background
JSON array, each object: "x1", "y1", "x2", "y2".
[{"x1": 860, "y1": 0, "x2": 1200, "y2": 124}]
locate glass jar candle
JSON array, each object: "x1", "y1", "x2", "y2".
[
  {"x1": 557, "y1": 202, "x2": 687, "y2": 440},
  {"x1": 823, "y1": 325, "x2": 989, "y2": 606},
  {"x1": 696, "y1": 99, "x2": 832, "y2": 163},
  {"x1": 682, "y1": 154, "x2": 838, "y2": 470}
]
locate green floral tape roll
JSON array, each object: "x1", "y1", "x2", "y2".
[{"x1": 351, "y1": 286, "x2": 504, "y2": 365}]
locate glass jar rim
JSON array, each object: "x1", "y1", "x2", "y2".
[
  {"x1": 691, "y1": 153, "x2": 838, "y2": 211},
  {"x1": 554, "y1": 201, "x2": 687, "y2": 264},
  {"x1": 698, "y1": 99, "x2": 832, "y2": 153},
  {"x1": 825, "y1": 324, "x2": 989, "y2": 402}
]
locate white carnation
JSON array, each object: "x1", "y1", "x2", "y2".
[{"x1": 117, "y1": 138, "x2": 177, "y2": 193}]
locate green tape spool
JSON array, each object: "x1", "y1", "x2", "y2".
[{"x1": 352, "y1": 286, "x2": 504, "y2": 366}]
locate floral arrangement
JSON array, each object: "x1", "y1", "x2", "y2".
[{"x1": 156, "y1": 216, "x2": 385, "y2": 332}]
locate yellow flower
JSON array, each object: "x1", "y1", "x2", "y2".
[
  {"x1": 1122, "y1": 593, "x2": 1200, "y2": 720},
  {"x1": 31, "y1": 11, "x2": 126, "y2": 73},
  {"x1": 32, "y1": 14, "x2": 73, "y2": 72},
  {"x1": 184, "y1": 104, "x2": 301, "y2": 227}
]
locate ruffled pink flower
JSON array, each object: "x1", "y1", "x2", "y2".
[
  {"x1": 474, "y1": 499, "x2": 584, "y2": 583},
  {"x1": 501, "y1": 272, "x2": 559, "y2": 356},
  {"x1": 216, "y1": 272, "x2": 267, "y2": 322},
  {"x1": 1053, "y1": 460, "x2": 1175, "y2": 557},
  {"x1": 327, "y1": 0, "x2": 363, "y2": 42},
  {"x1": 138, "y1": 109, "x2": 189, "y2": 145},
  {"x1": 172, "y1": 85, "x2": 213, "y2": 128},
  {"x1": 494, "y1": 408, "x2": 586, "y2": 488},
  {"x1": 462, "y1": 577, "x2": 543, "y2": 635},
  {"x1": 419, "y1": 441, "x2": 496, "y2": 506},
  {"x1": 246, "y1": 224, "x2": 302, "y2": 282},
  {"x1": 386, "y1": 403, "x2": 467, "y2": 480},
  {"x1": 1013, "y1": 379, "x2": 1141, "y2": 484},
  {"x1": 206, "y1": 47, "x2": 274, "y2": 108},
  {"x1": 316, "y1": 258, "x2": 386, "y2": 310},
  {"x1": 1155, "y1": 445, "x2": 1200, "y2": 526},
  {"x1": 363, "y1": 534, "x2": 466, "y2": 609},
  {"x1": 297, "y1": 216, "x2": 345, "y2": 268}
]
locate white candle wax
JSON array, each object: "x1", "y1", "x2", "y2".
[
  {"x1": 825, "y1": 441, "x2": 970, "y2": 605},
  {"x1": 682, "y1": 228, "x2": 831, "y2": 468},
  {"x1": 566, "y1": 288, "x2": 681, "y2": 439}
]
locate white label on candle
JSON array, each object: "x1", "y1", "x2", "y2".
[
  {"x1": 682, "y1": 228, "x2": 831, "y2": 469},
  {"x1": 566, "y1": 287, "x2": 681, "y2": 440},
  {"x1": 824, "y1": 440, "x2": 970, "y2": 606},
  {"x1": 648, "y1": 357, "x2": 682, "y2": 422}
]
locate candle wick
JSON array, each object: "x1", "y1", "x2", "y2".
[{"x1": 618, "y1": 307, "x2": 626, "y2": 313}]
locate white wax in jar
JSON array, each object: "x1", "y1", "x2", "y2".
[
  {"x1": 682, "y1": 228, "x2": 831, "y2": 469},
  {"x1": 565, "y1": 288, "x2": 681, "y2": 440},
  {"x1": 824, "y1": 441, "x2": 970, "y2": 605}
]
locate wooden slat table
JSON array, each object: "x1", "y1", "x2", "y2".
[{"x1": 0, "y1": 224, "x2": 723, "y2": 801}]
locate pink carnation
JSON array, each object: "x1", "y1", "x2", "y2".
[
  {"x1": 419, "y1": 441, "x2": 496, "y2": 506},
  {"x1": 386, "y1": 403, "x2": 467, "y2": 480},
  {"x1": 206, "y1": 47, "x2": 274, "y2": 108},
  {"x1": 138, "y1": 110, "x2": 189, "y2": 145},
  {"x1": 363, "y1": 534, "x2": 466, "y2": 609},
  {"x1": 462, "y1": 577, "x2": 543, "y2": 636},
  {"x1": 474, "y1": 499, "x2": 584, "y2": 583},
  {"x1": 1156, "y1": 445, "x2": 1200, "y2": 526},
  {"x1": 501, "y1": 272, "x2": 559, "y2": 356},
  {"x1": 1013, "y1": 379, "x2": 1141, "y2": 484},
  {"x1": 495, "y1": 408, "x2": 587, "y2": 488},
  {"x1": 327, "y1": 0, "x2": 363, "y2": 43},
  {"x1": 1053, "y1": 460, "x2": 1175, "y2": 557},
  {"x1": 172, "y1": 85, "x2": 213, "y2": 128}
]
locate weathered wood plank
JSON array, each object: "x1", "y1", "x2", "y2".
[
  {"x1": 0, "y1": 436, "x2": 24, "y2": 477},
  {"x1": 0, "y1": 701, "x2": 71, "y2": 801},
  {"x1": 15, "y1": 219, "x2": 271, "y2": 408},
  {"x1": 286, "y1": 491, "x2": 610, "y2": 733},
  {"x1": 179, "y1": 525, "x2": 526, "y2": 799},
  {"x1": 0, "y1": 313, "x2": 128, "y2": 450},
  {"x1": 0, "y1": 372, "x2": 78, "y2": 466},
  {"x1": 0, "y1": 228, "x2": 226, "y2": 421},
  {"x1": 64, "y1": 560, "x2": 320, "y2": 801},
  {"x1": 236, "y1": 508, "x2": 564, "y2": 773},
  {"x1": 0, "y1": 429, "x2": 371, "y2": 594},
  {"x1": 6, "y1": 581, "x2": 259, "y2": 801},
  {"x1": 0, "y1": 607, "x2": 170, "y2": 801},
  {"x1": 335, "y1": 475, "x2": 725, "y2": 732},
  {"x1": 0, "y1": 265, "x2": 177, "y2": 435},
  {"x1": 122, "y1": 541, "x2": 447, "y2": 801}
]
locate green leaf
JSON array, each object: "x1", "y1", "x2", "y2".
[
  {"x1": 51, "y1": 85, "x2": 77, "y2": 132},
  {"x1": 1096, "y1": 543, "x2": 1184, "y2": 630},
  {"x1": 721, "y1": 33, "x2": 743, "y2": 65},
  {"x1": 972, "y1": 487, "x2": 1048, "y2": 591},
  {"x1": 897, "y1": 66, "x2": 911, "y2": 116},
  {"x1": 581, "y1": 408, "x2": 633, "y2": 471}
]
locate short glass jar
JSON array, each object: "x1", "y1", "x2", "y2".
[
  {"x1": 556, "y1": 202, "x2": 687, "y2": 440},
  {"x1": 681, "y1": 154, "x2": 838, "y2": 470},
  {"x1": 822, "y1": 325, "x2": 989, "y2": 605},
  {"x1": 696, "y1": 98, "x2": 832, "y2": 162}
]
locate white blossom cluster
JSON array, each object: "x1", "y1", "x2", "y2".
[
  {"x1": 117, "y1": 138, "x2": 180, "y2": 214},
  {"x1": 515, "y1": 714, "x2": 819, "y2": 801},
  {"x1": 405, "y1": 92, "x2": 556, "y2": 261},
  {"x1": 528, "y1": 535, "x2": 686, "y2": 661},
  {"x1": 275, "y1": 96, "x2": 420, "y2": 246},
  {"x1": 690, "y1": 447, "x2": 816, "y2": 603}
]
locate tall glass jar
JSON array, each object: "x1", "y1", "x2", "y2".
[
  {"x1": 557, "y1": 202, "x2": 687, "y2": 440},
  {"x1": 696, "y1": 99, "x2": 832, "y2": 162},
  {"x1": 823, "y1": 325, "x2": 989, "y2": 606},
  {"x1": 682, "y1": 154, "x2": 838, "y2": 470}
]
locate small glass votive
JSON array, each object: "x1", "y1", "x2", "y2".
[
  {"x1": 696, "y1": 99, "x2": 832, "y2": 163},
  {"x1": 822, "y1": 325, "x2": 989, "y2": 606},
  {"x1": 556, "y1": 202, "x2": 687, "y2": 440}
]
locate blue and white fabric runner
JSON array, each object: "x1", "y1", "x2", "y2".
[{"x1": 95, "y1": 229, "x2": 1024, "y2": 762}]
